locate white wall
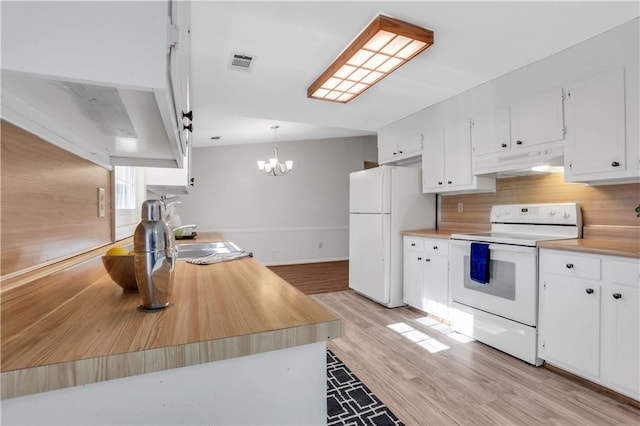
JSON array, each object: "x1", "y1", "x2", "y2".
[{"x1": 179, "y1": 135, "x2": 377, "y2": 264}]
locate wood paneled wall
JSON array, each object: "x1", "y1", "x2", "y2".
[
  {"x1": 1, "y1": 121, "x2": 112, "y2": 276},
  {"x1": 439, "y1": 173, "x2": 640, "y2": 239}
]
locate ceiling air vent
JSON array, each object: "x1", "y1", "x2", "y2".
[{"x1": 228, "y1": 52, "x2": 256, "y2": 72}]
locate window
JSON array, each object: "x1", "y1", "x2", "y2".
[{"x1": 114, "y1": 166, "x2": 144, "y2": 240}]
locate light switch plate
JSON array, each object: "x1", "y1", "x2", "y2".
[{"x1": 97, "y1": 187, "x2": 106, "y2": 218}]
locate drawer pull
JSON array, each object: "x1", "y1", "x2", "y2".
[
  {"x1": 447, "y1": 180, "x2": 452, "y2": 184},
  {"x1": 612, "y1": 293, "x2": 622, "y2": 300},
  {"x1": 417, "y1": 257, "x2": 422, "y2": 261},
  {"x1": 611, "y1": 161, "x2": 620, "y2": 167},
  {"x1": 411, "y1": 243, "x2": 416, "y2": 247},
  {"x1": 501, "y1": 143, "x2": 507, "y2": 148},
  {"x1": 438, "y1": 181, "x2": 443, "y2": 185},
  {"x1": 433, "y1": 246, "x2": 438, "y2": 250},
  {"x1": 585, "y1": 288, "x2": 594, "y2": 295},
  {"x1": 516, "y1": 140, "x2": 523, "y2": 145},
  {"x1": 425, "y1": 258, "x2": 431, "y2": 262},
  {"x1": 566, "y1": 263, "x2": 574, "y2": 269}
]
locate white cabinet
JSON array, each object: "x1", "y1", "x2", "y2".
[
  {"x1": 472, "y1": 89, "x2": 565, "y2": 174},
  {"x1": 0, "y1": 1, "x2": 191, "y2": 169},
  {"x1": 378, "y1": 133, "x2": 423, "y2": 164},
  {"x1": 564, "y1": 68, "x2": 639, "y2": 184},
  {"x1": 510, "y1": 88, "x2": 565, "y2": 149},
  {"x1": 403, "y1": 236, "x2": 450, "y2": 321},
  {"x1": 422, "y1": 122, "x2": 495, "y2": 195},
  {"x1": 538, "y1": 249, "x2": 640, "y2": 401},
  {"x1": 145, "y1": 141, "x2": 193, "y2": 195},
  {"x1": 470, "y1": 106, "x2": 511, "y2": 156}
]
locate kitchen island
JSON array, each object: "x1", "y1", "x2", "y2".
[{"x1": 1, "y1": 232, "x2": 343, "y2": 424}]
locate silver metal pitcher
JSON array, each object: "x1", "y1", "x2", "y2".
[{"x1": 133, "y1": 199, "x2": 176, "y2": 311}]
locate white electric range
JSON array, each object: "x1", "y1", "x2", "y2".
[{"x1": 449, "y1": 203, "x2": 582, "y2": 365}]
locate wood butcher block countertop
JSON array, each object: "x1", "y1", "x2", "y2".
[
  {"x1": 538, "y1": 238, "x2": 640, "y2": 259},
  {"x1": 0, "y1": 232, "x2": 343, "y2": 399}
]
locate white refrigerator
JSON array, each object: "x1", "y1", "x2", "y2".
[{"x1": 349, "y1": 166, "x2": 436, "y2": 308}]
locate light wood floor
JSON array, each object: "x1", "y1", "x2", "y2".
[{"x1": 312, "y1": 290, "x2": 640, "y2": 426}]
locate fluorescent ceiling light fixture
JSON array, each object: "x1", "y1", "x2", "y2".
[{"x1": 307, "y1": 14, "x2": 434, "y2": 103}]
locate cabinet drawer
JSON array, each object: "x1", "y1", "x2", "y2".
[
  {"x1": 543, "y1": 252, "x2": 601, "y2": 280},
  {"x1": 404, "y1": 237, "x2": 424, "y2": 253},
  {"x1": 425, "y1": 241, "x2": 449, "y2": 256},
  {"x1": 604, "y1": 259, "x2": 640, "y2": 287}
]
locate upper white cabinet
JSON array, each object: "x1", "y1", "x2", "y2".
[
  {"x1": 538, "y1": 249, "x2": 640, "y2": 401},
  {"x1": 564, "y1": 68, "x2": 639, "y2": 184},
  {"x1": 471, "y1": 106, "x2": 511, "y2": 157},
  {"x1": 145, "y1": 139, "x2": 193, "y2": 196},
  {"x1": 472, "y1": 89, "x2": 565, "y2": 174},
  {"x1": 0, "y1": 1, "x2": 191, "y2": 169},
  {"x1": 378, "y1": 133, "x2": 423, "y2": 164},
  {"x1": 510, "y1": 88, "x2": 565, "y2": 149},
  {"x1": 422, "y1": 121, "x2": 495, "y2": 195}
]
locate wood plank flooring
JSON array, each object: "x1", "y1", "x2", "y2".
[
  {"x1": 311, "y1": 290, "x2": 640, "y2": 425},
  {"x1": 268, "y1": 261, "x2": 349, "y2": 295}
]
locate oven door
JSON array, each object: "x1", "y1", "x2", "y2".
[{"x1": 450, "y1": 240, "x2": 538, "y2": 326}]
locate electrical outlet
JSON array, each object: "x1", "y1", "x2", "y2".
[
  {"x1": 318, "y1": 242, "x2": 323, "y2": 249},
  {"x1": 97, "y1": 188, "x2": 106, "y2": 218},
  {"x1": 457, "y1": 202, "x2": 464, "y2": 213}
]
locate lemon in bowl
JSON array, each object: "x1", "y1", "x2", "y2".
[{"x1": 102, "y1": 246, "x2": 138, "y2": 292}]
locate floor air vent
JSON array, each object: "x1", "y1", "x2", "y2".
[{"x1": 229, "y1": 52, "x2": 256, "y2": 72}]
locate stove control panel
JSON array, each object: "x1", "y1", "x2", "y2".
[{"x1": 490, "y1": 203, "x2": 582, "y2": 226}]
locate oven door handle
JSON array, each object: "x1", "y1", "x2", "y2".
[{"x1": 487, "y1": 244, "x2": 536, "y2": 253}]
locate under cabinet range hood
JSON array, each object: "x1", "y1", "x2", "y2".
[{"x1": 0, "y1": 0, "x2": 190, "y2": 170}]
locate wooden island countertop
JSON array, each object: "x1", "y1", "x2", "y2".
[{"x1": 1, "y1": 233, "x2": 343, "y2": 399}]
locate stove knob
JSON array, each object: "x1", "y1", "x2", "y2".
[
  {"x1": 549, "y1": 209, "x2": 556, "y2": 216},
  {"x1": 563, "y1": 211, "x2": 571, "y2": 219},
  {"x1": 495, "y1": 211, "x2": 502, "y2": 218}
]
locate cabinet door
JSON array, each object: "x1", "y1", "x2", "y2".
[
  {"x1": 471, "y1": 106, "x2": 510, "y2": 156},
  {"x1": 378, "y1": 142, "x2": 398, "y2": 164},
  {"x1": 602, "y1": 259, "x2": 640, "y2": 397},
  {"x1": 564, "y1": 68, "x2": 627, "y2": 180},
  {"x1": 403, "y1": 252, "x2": 424, "y2": 309},
  {"x1": 421, "y1": 128, "x2": 445, "y2": 192},
  {"x1": 170, "y1": 0, "x2": 191, "y2": 150},
  {"x1": 510, "y1": 88, "x2": 564, "y2": 149},
  {"x1": 444, "y1": 119, "x2": 472, "y2": 187},
  {"x1": 397, "y1": 134, "x2": 423, "y2": 158},
  {"x1": 422, "y1": 255, "x2": 449, "y2": 320},
  {"x1": 539, "y1": 275, "x2": 600, "y2": 378}
]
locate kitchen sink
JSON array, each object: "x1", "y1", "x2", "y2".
[{"x1": 175, "y1": 241, "x2": 242, "y2": 259}]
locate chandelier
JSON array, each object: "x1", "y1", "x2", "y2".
[{"x1": 257, "y1": 126, "x2": 293, "y2": 176}]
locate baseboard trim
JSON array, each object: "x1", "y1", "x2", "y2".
[{"x1": 543, "y1": 363, "x2": 640, "y2": 408}]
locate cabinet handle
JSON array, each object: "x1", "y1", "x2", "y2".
[
  {"x1": 447, "y1": 180, "x2": 452, "y2": 184},
  {"x1": 611, "y1": 161, "x2": 620, "y2": 167},
  {"x1": 399, "y1": 150, "x2": 404, "y2": 154},
  {"x1": 411, "y1": 243, "x2": 416, "y2": 247},
  {"x1": 516, "y1": 140, "x2": 523, "y2": 145},
  {"x1": 438, "y1": 181, "x2": 443, "y2": 185},
  {"x1": 393, "y1": 152, "x2": 397, "y2": 155},
  {"x1": 612, "y1": 293, "x2": 622, "y2": 300},
  {"x1": 433, "y1": 246, "x2": 438, "y2": 250},
  {"x1": 425, "y1": 258, "x2": 431, "y2": 262},
  {"x1": 566, "y1": 263, "x2": 574, "y2": 269},
  {"x1": 182, "y1": 110, "x2": 193, "y2": 121},
  {"x1": 183, "y1": 123, "x2": 193, "y2": 132},
  {"x1": 417, "y1": 257, "x2": 422, "y2": 261},
  {"x1": 585, "y1": 288, "x2": 594, "y2": 295},
  {"x1": 501, "y1": 143, "x2": 507, "y2": 148}
]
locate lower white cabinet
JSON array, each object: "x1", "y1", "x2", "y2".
[
  {"x1": 403, "y1": 236, "x2": 450, "y2": 321},
  {"x1": 538, "y1": 249, "x2": 639, "y2": 401}
]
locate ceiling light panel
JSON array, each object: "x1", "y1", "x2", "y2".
[{"x1": 307, "y1": 15, "x2": 434, "y2": 104}]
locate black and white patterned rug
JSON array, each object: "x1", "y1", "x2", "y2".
[{"x1": 327, "y1": 350, "x2": 405, "y2": 426}]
